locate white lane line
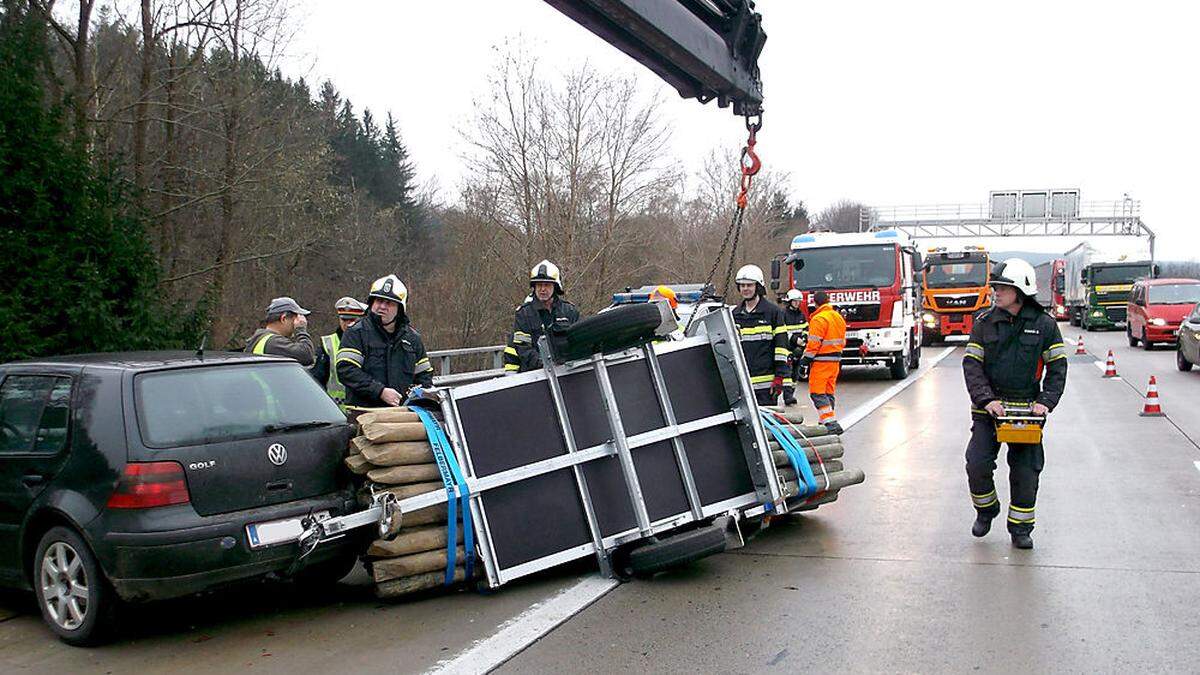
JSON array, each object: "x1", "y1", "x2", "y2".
[
  {"x1": 840, "y1": 346, "x2": 958, "y2": 430},
  {"x1": 430, "y1": 346, "x2": 957, "y2": 674},
  {"x1": 428, "y1": 576, "x2": 619, "y2": 675},
  {"x1": 1194, "y1": 461, "x2": 1200, "y2": 475}
]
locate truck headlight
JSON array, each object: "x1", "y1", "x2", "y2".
[
  {"x1": 1092, "y1": 310, "x2": 1104, "y2": 317},
  {"x1": 1055, "y1": 305, "x2": 1065, "y2": 314},
  {"x1": 1150, "y1": 317, "x2": 1167, "y2": 326},
  {"x1": 922, "y1": 312, "x2": 936, "y2": 325}
]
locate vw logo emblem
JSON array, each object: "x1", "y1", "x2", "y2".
[{"x1": 267, "y1": 443, "x2": 287, "y2": 466}]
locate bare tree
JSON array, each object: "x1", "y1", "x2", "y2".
[{"x1": 811, "y1": 199, "x2": 867, "y2": 233}]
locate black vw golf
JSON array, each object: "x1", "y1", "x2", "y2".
[{"x1": 0, "y1": 351, "x2": 361, "y2": 645}]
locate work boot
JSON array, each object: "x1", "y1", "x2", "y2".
[
  {"x1": 824, "y1": 421, "x2": 844, "y2": 435},
  {"x1": 1011, "y1": 533, "x2": 1034, "y2": 549},
  {"x1": 784, "y1": 396, "x2": 798, "y2": 406},
  {"x1": 971, "y1": 514, "x2": 993, "y2": 538}
]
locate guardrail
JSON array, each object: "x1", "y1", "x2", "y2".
[{"x1": 428, "y1": 344, "x2": 507, "y2": 387}]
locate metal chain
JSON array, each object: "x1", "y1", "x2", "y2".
[{"x1": 701, "y1": 114, "x2": 762, "y2": 302}]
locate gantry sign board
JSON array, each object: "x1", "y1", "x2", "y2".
[
  {"x1": 989, "y1": 189, "x2": 1080, "y2": 220},
  {"x1": 430, "y1": 307, "x2": 784, "y2": 587}
]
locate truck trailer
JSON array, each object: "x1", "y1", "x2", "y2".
[{"x1": 1034, "y1": 258, "x2": 1068, "y2": 320}]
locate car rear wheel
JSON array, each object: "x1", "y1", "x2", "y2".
[
  {"x1": 1127, "y1": 327, "x2": 1139, "y2": 347},
  {"x1": 1179, "y1": 347, "x2": 1194, "y2": 372},
  {"x1": 33, "y1": 526, "x2": 117, "y2": 646}
]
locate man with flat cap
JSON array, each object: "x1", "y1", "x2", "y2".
[{"x1": 244, "y1": 296, "x2": 316, "y2": 366}]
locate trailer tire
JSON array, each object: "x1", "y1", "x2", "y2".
[
  {"x1": 627, "y1": 525, "x2": 727, "y2": 578},
  {"x1": 552, "y1": 304, "x2": 664, "y2": 362}
]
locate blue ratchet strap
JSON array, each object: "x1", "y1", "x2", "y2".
[
  {"x1": 759, "y1": 411, "x2": 818, "y2": 498},
  {"x1": 430, "y1": 418, "x2": 474, "y2": 583},
  {"x1": 410, "y1": 406, "x2": 462, "y2": 585}
]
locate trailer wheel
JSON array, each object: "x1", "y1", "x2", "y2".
[
  {"x1": 627, "y1": 525, "x2": 727, "y2": 578},
  {"x1": 553, "y1": 304, "x2": 665, "y2": 362}
]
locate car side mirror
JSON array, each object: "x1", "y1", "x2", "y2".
[
  {"x1": 1153, "y1": 263, "x2": 1161, "y2": 277},
  {"x1": 1080, "y1": 270, "x2": 1087, "y2": 283}
]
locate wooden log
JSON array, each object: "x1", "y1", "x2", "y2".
[
  {"x1": 375, "y1": 567, "x2": 468, "y2": 599},
  {"x1": 767, "y1": 410, "x2": 808, "y2": 425},
  {"x1": 771, "y1": 444, "x2": 844, "y2": 467},
  {"x1": 777, "y1": 461, "x2": 844, "y2": 483},
  {"x1": 375, "y1": 482, "x2": 444, "y2": 500},
  {"x1": 350, "y1": 435, "x2": 374, "y2": 454},
  {"x1": 367, "y1": 463, "x2": 441, "y2": 485},
  {"x1": 356, "y1": 408, "x2": 421, "y2": 426},
  {"x1": 368, "y1": 526, "x2": 463, "y2": 558},
  {"x1": 371, "y1": 546, "x2": 468, "y2": 583},
  {"x1": 361, "y1": 441, "x2": 435, "y2": 466},
  {"x1": 362, "y1": 421, "x2": 429, "y2": 443},
  {"x1": 344, "y1": 454, "x2": 374, "y2": 475}
]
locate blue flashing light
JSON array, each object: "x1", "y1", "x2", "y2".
[
  {"x1": 792, "y1": 234, "x2": 816, "y2": 245},
  {"x1": 874, "y1": 230, "x2": 898, "y2": 239}
]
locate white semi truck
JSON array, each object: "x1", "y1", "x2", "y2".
[{"x1": 1063, "y1": 239, "x2": 1154, "y2": 330}]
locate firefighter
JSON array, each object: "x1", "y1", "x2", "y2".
[
  {"x1": 335, "y1": 275, "x2": 433, "y2": 407},
  {"x1": 963, "y1": 257, "x2": 1068, "y2": 549},
  {"x1": 733, "y1": 264, "x2": 790, "y2": 407},
  {"x1": 780, "y1": 288, "x2": 808, "y2": 406},
  {"x1": 245, "y1": 297, "x2": 316, "y2": 366},
  {"x1": 311, "y1": 296, "x2": 368, "y2": 408},
  {"x1": 503, "y1": 260, "x2": 581, "y2": 373},
  {"x1": 798, "y1": 290, "x2": 847, "y2": 434}
]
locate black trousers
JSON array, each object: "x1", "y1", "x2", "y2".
[
  {"x1": 965, "y1": 415, "x2": 1044, "y2": 534},
  {"x1": 755, "y1": 388, "x2": 777, "y2": 407}
]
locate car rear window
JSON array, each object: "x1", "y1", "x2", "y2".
[{"x1": 135, "y1": 362, "x2": 345, "y2": 448}]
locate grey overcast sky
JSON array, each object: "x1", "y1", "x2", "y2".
[{"x1": 287, "y1": 0, "x2": 1198, "y2": 257}]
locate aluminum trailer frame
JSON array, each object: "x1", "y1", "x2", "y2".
[{"x1": 298, "y1": 307, "x2": 787, "y2": 586}]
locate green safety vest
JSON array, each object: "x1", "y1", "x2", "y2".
[
  {"x1": 251, "y1": 332, "x2": 274, "y2": 355},
  {"x1": 321, "y1": 333, "x2": 347, "y2": 404}
]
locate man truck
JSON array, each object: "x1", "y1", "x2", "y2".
[{"x1": 919, "y1": 246, "x2": 991, "y2": 345}]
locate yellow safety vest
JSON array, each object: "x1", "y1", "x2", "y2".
[{"x1": 321, "y1": 333, "x2": 347, "y2": 405}]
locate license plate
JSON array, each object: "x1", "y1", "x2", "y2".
[{"x1": 246, "y1": 511, "x2": 329, "y2": 549}]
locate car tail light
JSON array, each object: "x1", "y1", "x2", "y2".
[{"x1": 106, "y1": 461, "x2": 190, "y2": 509}]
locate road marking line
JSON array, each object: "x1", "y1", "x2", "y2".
[
  {"x1": 1091, "y1": 360, "x2": 1122, "y2": 379},
  {"x1": 428, "y1": 576, "x2": 619, "y2": 675},
  {"x1": 840, "y1": 346, "x2": 958, "y2": 430},
  {"x1": 430, "y1": 346, "x2": 957, "y2": 674},
  {"x1": 1194, "y1": 461, "x2": 1200, "y2": 475}
]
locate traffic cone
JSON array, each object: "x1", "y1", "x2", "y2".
[
  {"x1": 1075, "y1": 336, "x2": 1087, "y2": 355},
  {"x1": 1139, "y1": 376, "x2": 1165, "y2": 417},
  {"x1": 1102, "y1": 350, "x2": 1118, "y2": 378}
]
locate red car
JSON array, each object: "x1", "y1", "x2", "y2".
[{"x1": 1127, "y1": 278, "x2": 1200, "y2": 349}]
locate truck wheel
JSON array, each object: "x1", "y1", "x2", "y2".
[
  {"x1": 1178, "y1": 347, "x2": 1193, "y2": 372},
  {"x1": 910, "y1": 340, "x2": 921, "y2": 370},
  {"x1": 627, "y1": 525, "x2": 727, "y2": 578},
  {"x1": 888, "y1": 352, "x2": 910, "y2": 380},
  {"x1": 553, "y1": 304, "x2": 664, "y2": 362},
  {"x1": 920, "y1": 329, "x2": 933, "y2": 347},
  {"x1": 33, "y1": 526, "x2": 118, "y2": 646}
]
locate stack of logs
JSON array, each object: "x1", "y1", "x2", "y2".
[
  {"x1": 765, "y1": 410, "x2": 865, "y2": 511},
  {"x1": 343, "y1": 407, "x2": 475, "y2": 598}
]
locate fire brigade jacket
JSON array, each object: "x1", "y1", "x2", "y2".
[
  {"x1": 803, "y1": 304, "x2": 847, "y2": 362},
  {"x1": 963, "y1": 303, "x2": 1067, "y2": 414},
  {"x1": 503, "y1": 296, "x2": 581, "y2": 373},
  {"x1": 335, "y1": 312, "x2": 433, "y2": 406},
  {"x1": 733, "y1": 297, "x2": 790, "y2": 387},
  {"x1": 781, "y1": 305, "x2": 809, "y2": 354}
]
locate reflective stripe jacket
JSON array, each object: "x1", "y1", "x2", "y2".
[
  {"x1": 803, "y1": 304, "x2": 847, "y2": 362},
  {"x1": 245, "y1": 328, "x2": 315, "y2": 366},
  {"x1": 503, "y1": 297, "x2": 580, "y2": 373},
  {"x1": 733, "y1": 297, "x2": 790, "y2": 386},
  {"x1": 335, "y1": 313, "x2": 433, "y2": 406},
  {"x1": 781, "y1": 305, "x2": 809, "y2": 354},
  {"x1": 963, "y1": 304, "x2": 1067, "y2": 414},
  {"x1": 310, "y1": 332, "x2": 348, "y2": 403}
]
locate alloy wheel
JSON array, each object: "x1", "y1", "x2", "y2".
[{"x1": 40, "y1": 541, "x2": 89, "y2": 631}]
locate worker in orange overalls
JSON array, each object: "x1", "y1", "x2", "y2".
[{"x1": 798, "y1": 290, "x2": 847, "y2": 434}]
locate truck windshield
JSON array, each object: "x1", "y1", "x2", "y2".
[
  {"x1": 1093, "y1": 265, "x2": 1150, "y2": 285},
  {"x1": 135, "y1": 362, "x2": 345, "y2": 448},
  {"x1": 791, "y1": 244, "x2": 897, "y2": 290},
  {"x1": 1149, "y1": 284, "x2": 1200, "y2": 305},
  {"x1": 925, "y1": 254, "x2": 987, "y2": 289}
]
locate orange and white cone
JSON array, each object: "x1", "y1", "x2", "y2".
[
  {"x1": 1139, "y1": 375, "x2": 1165, "y2": 417},
  {"x1": 1102, "y1": 350, "x2": 1118, "y2": 378},
  {"x1": 1075, "y1": 336, "x2": 1087, "y2": 355}
]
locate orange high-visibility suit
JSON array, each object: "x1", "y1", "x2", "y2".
[{"x1": 802, "y1": 303, "x2": 847, "y2": 426}]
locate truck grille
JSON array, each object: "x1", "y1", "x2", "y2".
[
  {"x1": 1105, "y1": 306, "x2": 1127, "y2": 322},
  {"x1": 839, "y1": 304, "x2": 880, "y2": 322},
  {"x1": 934, "y1": 295, "x2": 977, "y2": 310}
]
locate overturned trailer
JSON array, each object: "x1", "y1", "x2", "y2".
[{"x1": 304, "y1": 304, "x2": 860, "y2": 589}]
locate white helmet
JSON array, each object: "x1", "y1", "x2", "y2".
[
  {"x1": 784, "y1": 288, "x2": 803, "y2": 303},
  {"x1": 368, "y1": 274, "x2": 408, "y2": 309},
  {"x1": 989, "y1": 257, "x2": 1037, "y2": 297},
  {"x1": 530, "y1": 260, "x2": 564, "y2": 293},
  {"x1": 735, "y1": 264, "x2": 766, "y2": 295}
]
